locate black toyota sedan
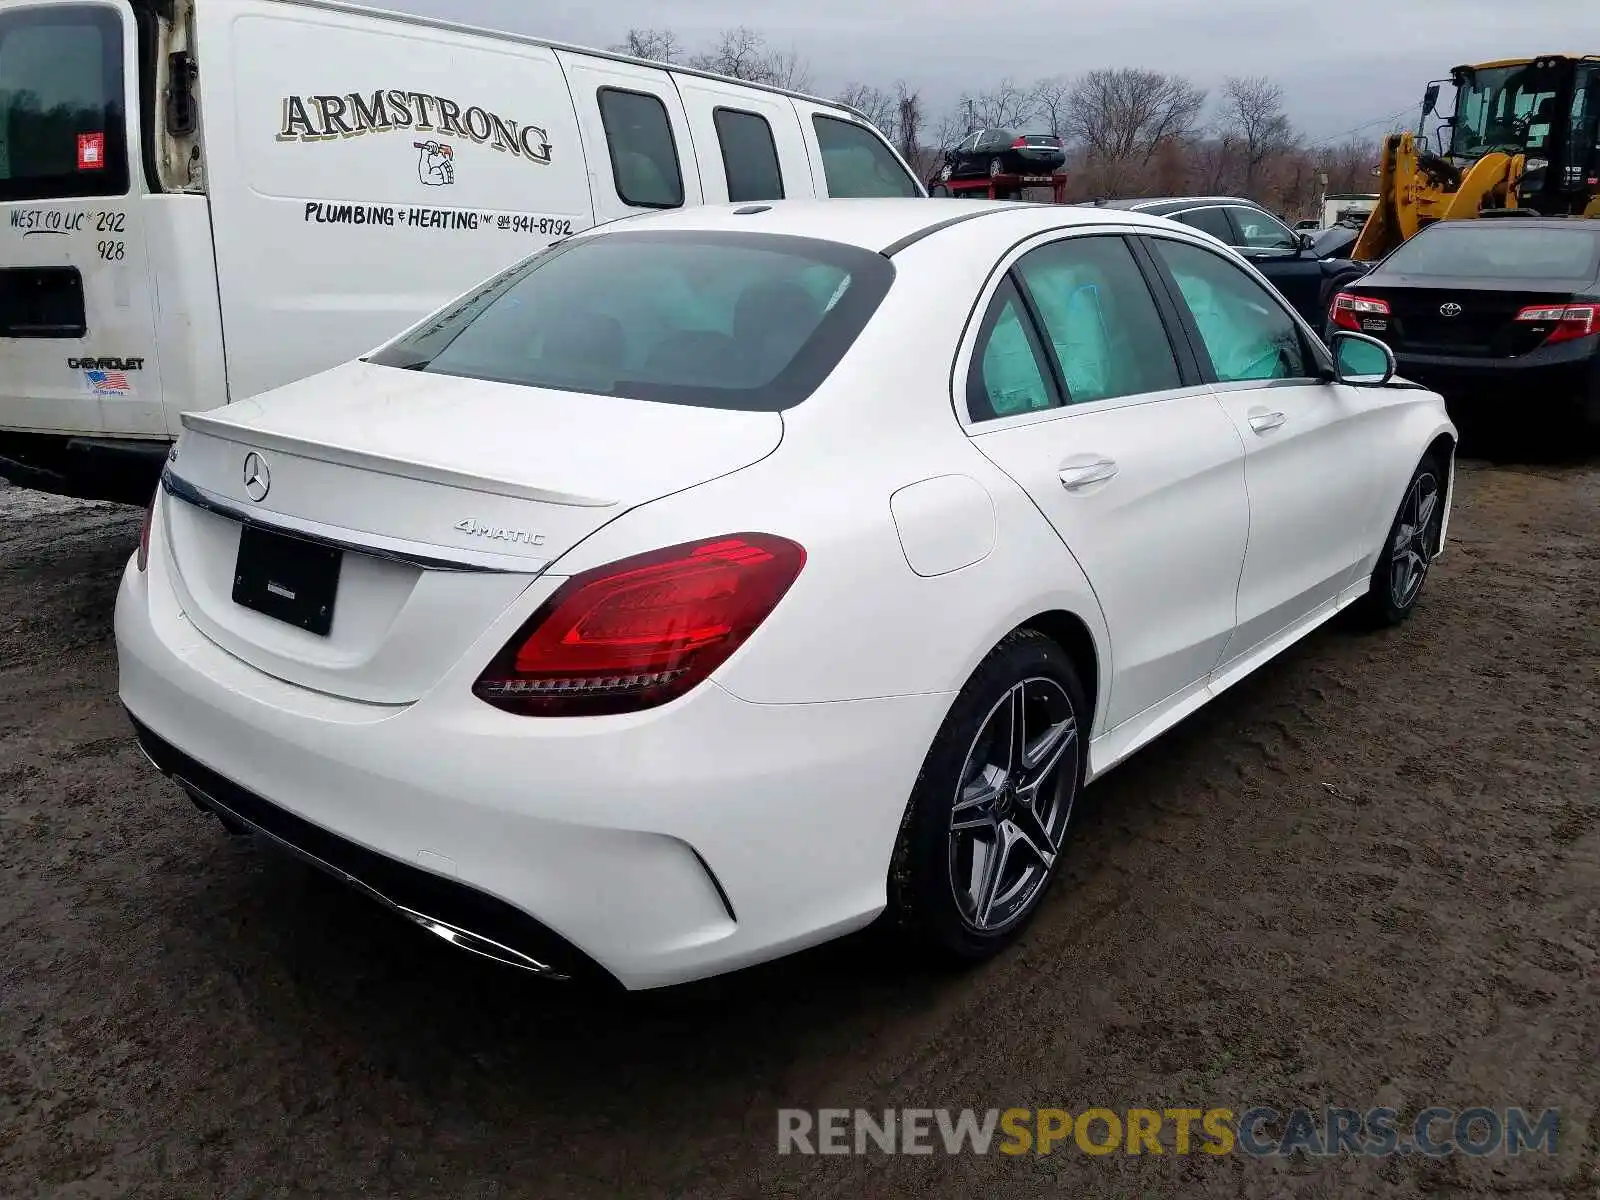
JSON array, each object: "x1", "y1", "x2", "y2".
[
  {"x1": 1328, "y1": 217, "x2": 1600, "y2": 435},
  {"x1": 1087, "y1": 195, "x2": 1369, "y2": 329}
]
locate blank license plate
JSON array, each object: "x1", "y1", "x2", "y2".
[{"x1": 232, "y1": 525, "x2": 342, "y2": 636}]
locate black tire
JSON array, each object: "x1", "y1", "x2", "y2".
[
  {"x1": 1355, "y1": 452, "x2": 1447, "y2": 627},
  {"x1": 988, "y1": 156, "x2": 1005, "y2": 178},
  {"x1": 887, "y1": 629, "x2": 1088, "y2": 963}
]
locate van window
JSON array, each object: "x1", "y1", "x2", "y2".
[
  {"x1": 597, "y1": 87, "x2": 683, "y2": 208},
  {"x1": 366, "y1": 230, "x2": 896, "y2": 412},
  {"x1": 812, "y1": 115, "x2": 920, "y2": 198},
  {"x1": 0, "y1": 4, "x2": 128, "y2": 202},
  {"x1": 713, "y1": 108, "x2": 783, "y2": 202}
]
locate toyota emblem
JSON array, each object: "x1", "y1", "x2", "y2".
[
  {"x1": 242, "y1": 452, "x2": 271, "y2": 502},
  {"x1": 1439, "y1": 302, "x2": 1463, "y2": 318}
]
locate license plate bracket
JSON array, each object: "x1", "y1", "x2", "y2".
[{"x1": 232, "y1": 524, "x2": 342, "y2": 636}]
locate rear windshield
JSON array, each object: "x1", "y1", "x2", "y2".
[
  {"x1": 0, "y1": 4, "x2": 127, "y2": 202},
  {"x1": 366, "y1": 230, "x2": 896, "y2": 411},
  {"x1": 1382, "y1": 224, "x2": 1600, "y2": 280}
]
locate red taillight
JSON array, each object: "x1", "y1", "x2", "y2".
[
  {"x1": 1515, "y1": 302, "x2": 1598, "y2": 346},
  {"x1": 1012, "y1": 137, "x2": 1028, "y2": 148},
  {"x1": 473, "y1": 533, "x2": 806, "y2": 717},
  {"x1": 136, "y1": 489, "x2": 156, "y2": 572},
  {"x1": 1330, "y1": 291, "x2": 1390, "y2": 331}
]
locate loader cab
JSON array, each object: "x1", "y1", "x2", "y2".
[{"x1": 1444, "y1": 56, "x2": 1600, "y2": 217}]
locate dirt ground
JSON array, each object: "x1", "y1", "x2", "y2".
[{"x1": 1, "y1": 445, "x2": 1596, "y2": 1199}]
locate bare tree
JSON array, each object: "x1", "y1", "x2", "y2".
[
  {"x1": 1066, "y1": 68, "x2": 1207, "y2": 193},
  {"x1": 686, "y1": 26, "x2": 813, "y2": 92},
  {"x1": 1216, "y1": 75, "x2": 1297, "y2": 193},
  {"x1": 1030, "y1": 75, "x2": 1071, "y2": 139},
  {"x1": 836, "y1": 83, "x2": 899, "y2": 136},
  {"x1": 968, "y1": 79, "x2": 1037, "y2": 130},
  {"x1": 610, "y1": 28, "x2": 681, "y2": 63},
  {"x1": 1318, "y1": 136, "x2": 1382, "y2": 196}
]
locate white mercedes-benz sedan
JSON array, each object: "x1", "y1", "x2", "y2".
[{"x1": 117, "y1": 199, "x2": 1457, "y2": 991}]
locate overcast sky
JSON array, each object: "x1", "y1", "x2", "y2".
[{"x1": 379, "y1": 0, "x2": 1597, "y2": 143}]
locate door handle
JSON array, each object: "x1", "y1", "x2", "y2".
[
  {"x1": 1248, "y1": 410, "x2": 1287, "y2": 434},
  {"x1": 1058, "y1": 457, "x2": 1119, "y2": 490}
]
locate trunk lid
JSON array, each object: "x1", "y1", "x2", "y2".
[
  {"x1": 158, "y1": 360, "x2": 784, "y2": 704},
  {"x1": 1351, "y1": 276, "x2": 1590, "y2": 358}
]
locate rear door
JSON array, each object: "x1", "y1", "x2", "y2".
[
  {"x1": 674, "y1": 74, "x2": 811, "y2": 202},
  {"x1": 558, "y1": 52, "x2": 702, "y2": 223},
  {"x1": 961, "y1": 230, "x2": 1250, "y2": 731},
  {"x1": 0, "y1": 0, "x2": 164, "y2": 438}
]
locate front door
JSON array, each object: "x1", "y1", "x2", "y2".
[
  {"x1": 1140, "y1": 232, "x2": 1383, "y2": 664},
  {"x1": 964, "y1": 231, "x2": 1251, "y2": 730}
]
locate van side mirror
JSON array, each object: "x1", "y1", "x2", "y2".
[{"x1": 1331, "y1": 330, "x2": 1396, "y2": 386}]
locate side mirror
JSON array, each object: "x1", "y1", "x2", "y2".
[
  {"x1": 1298, "y1": 231, "x2": 1316, "y2": 251},
  {"x1": 1331, "y1": 330, "x2": 1396, "y2": 386},
  {"x1": 1422, "y1": 82, "x2": 1442, "y2": 118}
]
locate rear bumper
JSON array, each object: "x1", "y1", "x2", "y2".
[
  {"x1": 1393, "y1": 337, "x2": 1600, "y2": 406},
  {"x1": 0, "y1": 432, "x2": 169, "y2": 505},
  {"x1": 115, "y1": 542, "x2": 952, "y2": 990}
]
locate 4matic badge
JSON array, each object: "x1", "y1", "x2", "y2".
[{"x1": 454, "y1": 517, "x2": 546, "y2": 547}]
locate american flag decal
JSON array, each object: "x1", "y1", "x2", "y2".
[{"x1": 86, "y1": 369, "x2": 131, "y2": 395}]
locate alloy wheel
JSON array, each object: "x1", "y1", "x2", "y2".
[
  {"x1": 947, "y1": 677, "x2": 1079, "y2": 932},
  {"x1": 1390, "y1": 471, "x2": 1441, "y2": 609}
]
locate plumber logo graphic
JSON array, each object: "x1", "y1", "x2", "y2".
[{"x1": 415, "y1": 140, "x2": 455, "y2": 186}]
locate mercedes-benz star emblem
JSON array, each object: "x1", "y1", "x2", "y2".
[
  {"x1": 242, "y1": 452, "x2": 271, "y2": 502},
  {"x1": 1439, "y1": 302, "x2": 1463, "y2": 318}
]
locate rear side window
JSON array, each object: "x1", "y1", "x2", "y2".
[
  {"x1": 366, "y1": 230, "x2": 895, "y2": 412},
  {"x1": 1014, "y1": 235, "x2": 1182, "y2": 403},
  {"x1": 714, "y1": 108, "x2": 784, "y2": 202},
  {"x1": 812, "y1": 114, "x2": 920, "y2": 197},
  {"x1": 598, "y1": 87, "x2": 683, "y2": 209},
  {"x1": 0, "y1": 4, "x2": 127, "y2": 201},
  {"x1": 1175, "y1": 207, "x2": 1235, "y2": 244},
  {"x1": 968, "y1": 280, "x2": 1059, "y2": 421}
]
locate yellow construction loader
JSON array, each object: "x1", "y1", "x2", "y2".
[{"x1": 1352, "y1": 54, "x2": 1600, "y2": 261}]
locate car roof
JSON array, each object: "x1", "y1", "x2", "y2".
[
  {"x1": 581, "y1": 198, "x2": 1190, "y2": 256},
  {"x1": 1087, "y1": 196, "x2": 1258, "y2": 215},
  {"x1": 1408, "y1": 215, "x2": 1600, "y2": 233}
]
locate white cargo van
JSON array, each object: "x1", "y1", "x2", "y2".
[{"x1": 0, "y1": 0, "x2": 924, "y2": 503}]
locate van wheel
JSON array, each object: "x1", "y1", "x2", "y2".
[
  {"x1": 887, "y1": 630, "x2": 1086, "y2": 962},
  {"x1": 1356, "y1": 453, "x2": 1445, "y2": 627}
]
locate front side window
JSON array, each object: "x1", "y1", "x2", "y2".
[
  {"x1": 812, "y1": 114, "x2": 919, "y2": 197},
  {"x1": 1150, "y1": 237, "x2": 1310, "y2": 383},
  {"x1": 1175, "y1": 207, "x2": 1235, "y2": 244},
  {"x1": 598, "y1": 87, "x2": 683, "y2": 208},
  {"x1": 968, "y1": 280, "x2": 1059, "y2": 421},
  {"x1": 713, "y1": 108, "x2": 783, "y2": 202},
  {"x1": 1227, "y1": 206, "x2": 1299, "y2": 252},
  {"x1": 366, "y1": 230, "x2": 894, "y2": 412},
  {"x1": 1013, "y1": 235, "x2": 1182, "y2": 404},
  {"x1": 0, "y1": 4, "x2": 127, "y2": 201}
]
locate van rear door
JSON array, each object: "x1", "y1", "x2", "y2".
[
  {"x1": 556, "y1": 52, "x2": 702, "y2": 224},
  {"x1": 0, "y1": 0, "x2": 165, "y2": 442}
]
